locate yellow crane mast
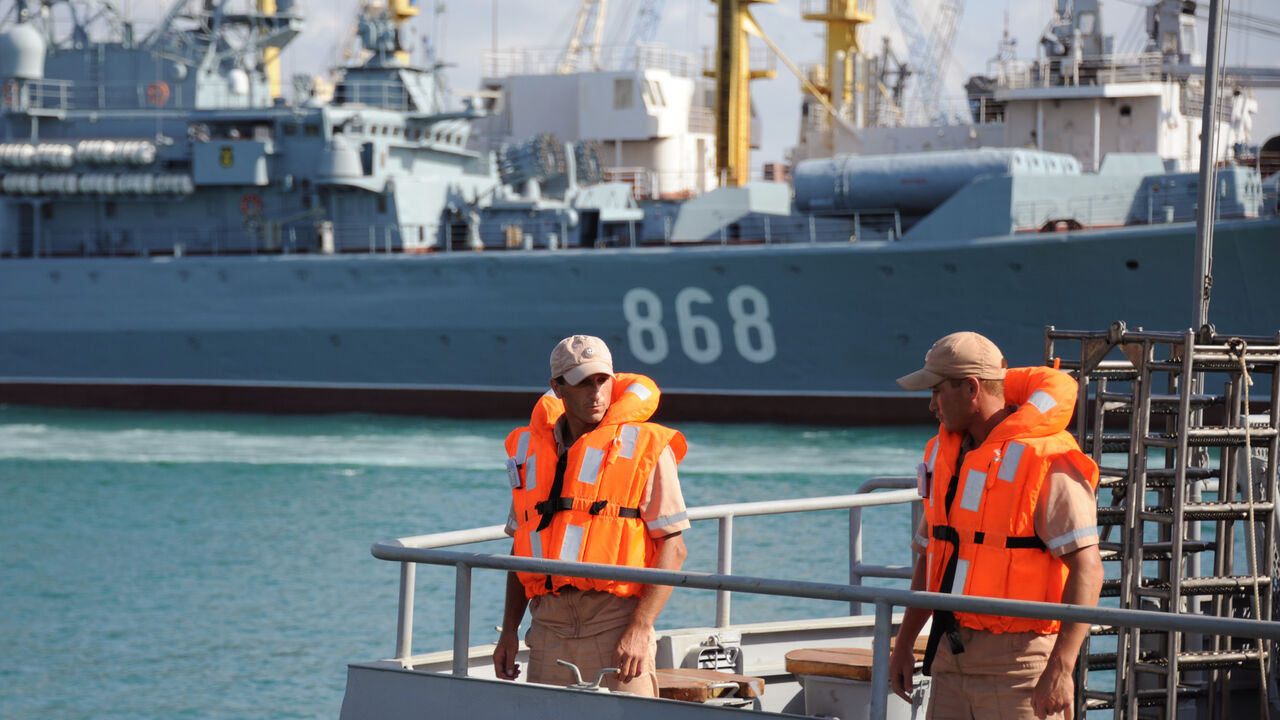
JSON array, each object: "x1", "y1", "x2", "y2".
[
  {"x1": 801, "y1": 0, "x2": 874, "y2": 111},
  {"x1": 708, "y1": 0, "x2": 776, "y2": 187}
]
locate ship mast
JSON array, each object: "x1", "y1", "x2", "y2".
[
  {"x1": 709, "y1": 0, "x2": 776, "y2": 187},
  {"x1": 1191, "y1": 0, "x2": 1226, "y2": 331}
]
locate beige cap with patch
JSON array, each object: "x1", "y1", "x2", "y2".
[
  {"x1": 897, "y1": 331, "x2": 1007, "y2": 391},
  {"x1": 550, "y1": 335, "x2": 615, "y2": 385}
]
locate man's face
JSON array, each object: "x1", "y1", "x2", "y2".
[
  {"x1": 930, "y1": 377, "x2": 976, "y2": 434},
  {"x1": 555, "y1": 373, "x2": 614, "y2": 427}
]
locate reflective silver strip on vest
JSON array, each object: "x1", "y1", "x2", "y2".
[
  {"x1": 958, "y1": 468, "x2": 987, "y2": 513},
  {"x1": 530, "y1": 530, "x2": 542, "y2": 559},
  {"x1": 626, "y1": 382, "x2": 652, "y2": 401},
  {"x1": 619, "y1": 425, "x2": 639, "y2": 460},
  {"x1": 997, "y1": 442, "x2": 1025, "y2": 483},
  {"x1": 1027, "y1": 390, "x2": 1057, "y2": 414},
  {"x1": 506, "y1": 457, "x2": 519, "y2": 488},
  {"x1": 578, "y1": 447, "x2": 604, "y2": 485},
  {"x1": 525, "y1": 454, "x2": 537, "y2": 491},
  {"x1": 559, "y1": 524, "x2": 584, "y2": 562},
  {"x1": 950, "y1": 558, "x2": 970, "y2": 595},
  {"x1": 926, "y1": 441, "x2": 939, "y2": 472},
  {"x1": 515, "y1": 431, "x2": 530, "y2": 464}
]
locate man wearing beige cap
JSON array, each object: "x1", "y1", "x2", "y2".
[
  {"x1": 493, "y1": 335, "x2": 690, "y2": 695},
  {"x1": 888, "y1": 332, "x2": 1102, "y2": 720}
]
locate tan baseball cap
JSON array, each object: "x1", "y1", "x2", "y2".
[
  {"x1": 550, "y1": 335, "x2": 615, "y2": 385},
  {"x1": 896, "y1": 331, "x2": 1007, "y2": 391}
]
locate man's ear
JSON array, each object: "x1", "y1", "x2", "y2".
[{"x1": 548, "y1": 379, "x2": 562, "y2": 398}]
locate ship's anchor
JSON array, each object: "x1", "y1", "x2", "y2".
[{"x1": 555, "y1": 659, "x2": 618, "y2": 692}]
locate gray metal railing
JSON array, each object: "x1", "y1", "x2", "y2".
[
  {"x1": 370, "y1": 486, "x2": 1280, "y2": 720},
  {"x1": 376, "y1": 481, "x2": 921, "y2": 663}
]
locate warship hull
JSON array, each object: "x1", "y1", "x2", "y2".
[{"x1": 3, "y1": 215, "x2": 1278, "y2": 423}]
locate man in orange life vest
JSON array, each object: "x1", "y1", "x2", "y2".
[
  {"x1": 493, "y1": 335, "x2": 690, "y2": 696},
  {"x1": 888, "y1": 332, "x2": 1103, "y2": 720}
]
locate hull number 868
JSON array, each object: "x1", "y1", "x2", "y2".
[{"x1": 622, "y1": 285, "x2": 777, "y2": 365}]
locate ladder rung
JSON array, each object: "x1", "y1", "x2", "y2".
[
  {"x1": 1099, "y1": 540, "x2": 1215, "y2": 560},
  {"x1": 1141, "y1": 575, "x2": 1272, "y2": 595},
  {"x1": 1138, "y1": 502, "x2": 1274, "y2": 521},
  {"x1": 1096, "y1": 506, "x2": 1125, "y2": 525},
  {"x1": 1156, "y1": 649, "x2": 1266, "y2": 670},
  {"x1": 1145, "y1": 467, "x2": 1221, "y2": 480},
  {"x1": 1145, "y1": 427, "x2": 1278, "y2": 449},
  {"x1": 1084, "y1": 652, "x2": 1116, "y2": 670}
]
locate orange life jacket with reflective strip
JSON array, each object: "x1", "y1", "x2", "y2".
[
  {"x1": 506, "y1": 373, "x2": 687, "y2": 600},
  {"x1": 921, "y1": 366, "x2": 1099, "y2": 635}
]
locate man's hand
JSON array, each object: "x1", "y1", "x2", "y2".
[
  {"x1": 493, "y1": 628, "x2": 521, "y2": 680},
  {"x1": 888, "y1": 639, "x2": 918, "y2": 703},
  {"x1": 1032, "y1": 656, "x2": 1073, "y2": 719},
  {"x1": 613, "y1": 621, "x2": 653, "y2": 682}
]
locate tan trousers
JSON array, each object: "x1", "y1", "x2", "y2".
[
  {"x1": 927, "y1": 627, "x2": 1065, "y2": 720},
  {"x1": 525, "y1": 588, "x2": 658, "y2": 697}
]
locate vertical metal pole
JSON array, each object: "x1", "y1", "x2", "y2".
[
  {"x1": 849, "y1": 507, "x2": 864, "y2": 616},
  {"x1": 716, "y1": 515, "x2": 734, "y2": 628},
  {"x1": 1192, "y1": 0, "x2": 1225, "y2": 331},
  {"x1": 869, "y1": 600, "x2": 893, "y2": 720},
  {"x1": 453, "y1": 563, "x2": 472, "y2": 677},
  {"x1": 395, "y1": 561, "x2": 416, "y2": 662}
]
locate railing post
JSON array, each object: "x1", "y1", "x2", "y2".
[
  {"x1": 870, "y1": 599, "x2": 893, "y2": 720},
  {"x1": 716, "y1": 515, "x2": 734, "y2": 628},
  {"x1": 849, "y1": 507, "x2": 864, "y2": 616},
  {"x1": 395, "y1": 561, "x2": 416, "y2": 662},
  {"x1": 453, "y1": 563, "x2": 472, "y2": 677}
]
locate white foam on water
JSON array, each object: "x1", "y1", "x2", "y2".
[
  {"x1": 0, "y1": 421, "x2": 505, "y2": 469},
  {"x1": 0, "y1": 412, "x2": 931, "y2": 477}
]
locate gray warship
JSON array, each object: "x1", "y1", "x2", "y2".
[{"x1": 0, "y1": 0, "x2": 1277, "y2": 422}]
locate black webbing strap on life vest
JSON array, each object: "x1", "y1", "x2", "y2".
[
  {"x1": 534, "y1": 451, "x2": 570, "y2": 532},
  {"x1": 531, "y1": 446, "x2": 643, "y2": 591},
  {"x1": 921, "y1": 448, "x2": 1050, "y2": 675},
  {"x1": 923, "y1": 448, "x2": 966, "y2": 676}
]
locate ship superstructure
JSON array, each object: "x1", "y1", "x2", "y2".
[
  {"x1": 0, "y1": 0, "x2": 1275, "y2": 423},
  {"x1": 0, "y1": 0, "x2": 638, "y2": 258},
  {"x1": 793, "y1": 0, "x2": 1272, "y2": 171}
]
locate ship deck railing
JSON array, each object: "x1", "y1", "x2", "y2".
[
  {"x1": 368, "y1": 484, "x2": 1280, "y2": 720},
  {"x1": 1, "y1": 78, "x2": 193, "y2": 113},
  {"x1": 482, "y1": 43, "x2": 699, "y2": 79},
  {"x1": 996, "y1": 51, "x2": 1165, "y2": 90}
]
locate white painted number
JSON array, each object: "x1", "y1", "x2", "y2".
[
  {"x1": 675, "y1": 287, "x2": 722, "y2": 364},
  {"x1": 623, "y1": 285, "x2": 777, "y2": 365},
  {"x1": 727, "y1": 285, "x2": 777, "y2": 364},
  {"x1": 622, "y1": 287, "x2": 669, "y2": 363}
]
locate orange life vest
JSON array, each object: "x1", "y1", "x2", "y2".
[
  {"x1": 921, "y1": 366, "x2": 1099, "y2": 634},
  {"x1": 506, "y1": 373, "x2": 687, "y2": 600}
]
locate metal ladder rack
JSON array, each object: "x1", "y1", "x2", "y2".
[{"x1": 1045, "y1": 322, "x2": 1278, "y2": 720}]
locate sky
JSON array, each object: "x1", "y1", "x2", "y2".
[{"x1": 126, "y1": 0, "x2": 1280, "y2": 169}]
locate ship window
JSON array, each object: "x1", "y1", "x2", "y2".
[
  {"x1": 42, "y1": 203, "x2": 53, "y2": 220},
  {"x1": 393, "y1": 127, "x2": 403, "y2": 137},
  {"x1": 614, "y1": 78, "x2": 634, "y2": 110},
  {"x1": 378, "y1": 195, "x2": 388, "y2": 214},
  {"x1": 305, "y1": 124, "x2": 320, "y2": 136},
  {"x1": 283, "y1": 124, "x2": 298, "y2": 136},
  {"x1": 645, "y1": 79, "x2": 666, "y2": 107},
  {"x1": 105, "y1": 202, "x2": 116, "y2": 219}
]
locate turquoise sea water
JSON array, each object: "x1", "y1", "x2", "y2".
[{"x1": 0, "y1": 406, "x2": 932, "y2": 719}]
